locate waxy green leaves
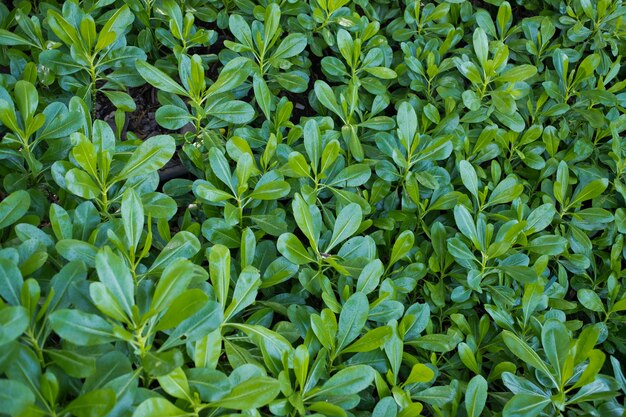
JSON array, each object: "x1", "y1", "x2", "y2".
[{"x1": 0, "y1": 1, "x2": 625, "y2": 417}]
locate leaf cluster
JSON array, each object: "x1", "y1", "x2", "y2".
[{"x1": 0, "y1": 0, "x2": 626, "y2": 417}]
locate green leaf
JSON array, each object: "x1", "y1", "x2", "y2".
[
  {"x1": 49, "y1": 309, "x2": 116, "y2": 346},
  {"x1": 56, "y1": 240, "x2": 98, "y2": 267},
  {"x1": 151, "y1": 259, "x2": 198, "y2": 314},
  {"x1": 364, "y1": 67, "x2": 397, "y2": 79},
  {"x1": 502, "y1": 393, "x2": 550, "y2": 417},
  {"x1": 373, "y1": 397, "x2": 397, "y2": 417},
  {"x1": 47, "y1": 10, "x2": 80, "y2": 47},
  {"x1": 95, "y1": 247, "x2": 134, "y2": 318},
  {"x1": 541, "y1": 319, "x2": 569, "y2": 382},
  {"x1": 331, "y1": 164, "x2": 371, "y2": 187},
  {"x1": 397, "y1": 102, "x2": 417, "y2": 150},
  {"x1": 356, "y1": 259, "x2": 384, "y2": 295},
  {"x1": 121, "y1": 188, "x2": 144, "y2": 252},
  {"x1": 186, "y1": 368, "x2": 230, "y2": 402},
  {"x1": 486, "y1": 177, "x2": 523, "y2": 207},
  {"x1": 248, "y1": 180, "x2": 290, "y2": 200},
  {"x1": 102, "y1": 90, "x2": 136, "y2": 112},
  {"x1": 264, "y1": 3, "x2": 280, "y2": 45},
  {"x1": 89, "y1": 283, "x2": 128, "y2": 322},
  {"x1": 525, "y1": 203, "x2": 555, "y2": 234},
  {"x1": 96, "y1": 5, "x2": 133, "y2": 50},
  {"x1": 292, "y1": 193, "x2": 319, "y2": 251},
  {"x1": 65, "y1": 169, "x2": 100, "y2": 199},
  {"x1": 115, "y1": 135, "x2": 176, "y2": 182},
  {"x1": 210, "y1": 244, "x2": 231, "y2": 309},
  {"x1": 277, "y1": 233, "x2": 315, "y2": 265},
  {"x1": 497, "y1": 65, "x2": 537, "y2": 82},
  {"x1": 0, "y1": 379, "x2": 35, "y2": 416},
  {"x1": 157, "y1": 368, "x2": 191, "y2": 400},
  {"x1": 569, "y1": 178, "x2": 609, "y2": 207},
  {"x1": 577, "y1": 289, "x2": 605, "y2": 313},
  {"x1": 405, "y1": 363, "x2": 435, "y2": 384},
  {"x1": 65, "y1": 389, "x2": 116, "y2": 417},
  {"x1": 554, "y1": 160, "x2": 569, "y2": 205},
  {"x1": 288, "y1": 152, "x2": 311, "y2": 178},
  {"x1": 193, "y1": 180, "x2": 234, "y2": 202},
  {"x1": 224, "y1": 266, "x2": 260, "y2": 320},
  {"x1": 225, "y1": 323, "x2": 293, "y2": 369},
  {"x1": 459, "y1": 160, "x2": 479, "y2": 199},
  {"x1": 272, "y1": 33, "x2": 307, "y2": 60},
  {"x1": 454, "y1": 205, "x2": 478, "y2": 247},
  {"x1": 154, "y1": 290, "x2": 208, "y2": 332},
  {"x1": 155, "y1": 105, "x2": 191, "y2": 130},
  {"x1": 71, "y1": 135, "x2": 98, "y2": 178},
  {"x1": 210, "y1": 377, "x2": 280, "y2": 409},
  {"x1": 160, "y1": 301, "x2": 223, "y2": 350},
  {"x1": 0, "y1": 306, "x2": 29, "y2": 346},
  {"x1": 0, "y1": 98, "x2": 20, "y2": 132},
  {"x1": 458, "y1": 342, "x2": 480, "y2": 374},
  {"x1": 0, "y1": 190, "x2": 30, "y2": 229},
  {"x1": 412, "y1": 385, "x2": 455, "y2": 407},
  {"x1": 313, "y1": 365, "x2": 374, "y2": 398},
  {"x1": 336, "y1": 29, "x2": 354, "y2": 66},
  {"x1": 465, "y1": 375, "x2": 488, "y2": 417},
  {"x1": 253, "y1": 74, "x2": 272, "y2": 120},
  {"x1": 209, "y1": 100, "x2": 255, "y2": 124},
  {"x1": 326, "y1": 203, "x2": 362, "y2": 251},
  {"x1": 579, "y1": 0, "x2": 594, "y2": 19},
  {"x1": 229, "y1": 14, "x2": 252, "y2": 47},
  {"x1": 314, "y1": 80, "x2": 343, "y2": 118},
  {"x1": 473, "y1": 28, "x2": 489, "y2": 67},
  {"x1": 207, "y1": 57, "x2": 252, "y2": 97},
  {"x1": 336, "y1": 292, "x2": 369, "y2": 352},
  {"x1": 341, "y1": 326, "x2": 391, "y2": 353},
  {"x1": 501, "y1": 331, "x2": 557, "y2": 387},
  {"x1": 132, "y1": 398, "x2": 188, "y2": 417},
  {"x1": 0, "y1": 29, "x2": 37, "y2": 47},
  {"x1": 14, "y1": 81, "x2": 38, "y2": 122},
  {"x1": 136, "y1": 60, "x2": 189, "y2": 97},
  {"x1": 389, "y1": 230, "x2": 414, "y2": 265},
  {"x1": 209, "y1": 147, "x2": 234, "y2": 192},
  {"x1": 527, "y1": 235, "x2": 567, "y2": 256}
]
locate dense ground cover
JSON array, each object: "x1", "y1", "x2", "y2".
[{"x1": 1, "y1": 0, "x2": 626, "y2": 416}]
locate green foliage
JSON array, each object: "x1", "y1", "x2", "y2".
[{"x1": 0, "y1": 0, "x2": 625, "y2": 416}]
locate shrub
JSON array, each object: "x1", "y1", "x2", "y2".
[{"x1": 0, "y1": 0, "x2": 625, "y2": 416}]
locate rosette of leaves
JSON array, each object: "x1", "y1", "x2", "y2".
[
  {"x1": 385, "y1": 1, "x2": 456, "y2": 42},
  {"x1": 38, "y1": 4, "x2": 146, "y2": 112},
  {"x1": 192, "y1": 139, "x2": 291, "y2": 246},
  {"x1": 292, "y1": 0, "x2": 360, "y2": 56},
  {"x1": 0, "y1": 78, "x2": 82, "y2": 186},
  {"x1": 51, "y1": 120, "x2": 177, "y2": 218},
  {"x1": 373, "y1": 101, "x2": 454, "y2": 205},
  {"x1": 557, "y1": 0, "x2": 626, "y2": 58},
  {"x1": 126, "y1": 0, "x2": 218, "y2": 55},
  {"x1": 284, "y1": 118, "x2": 372, "y2": 210},
  {"x1": 0, "y1": 8, "x2": 60, "y2": 85},
  {"x1": 138, "y1": 53, "x2": 255, "y2": 136},
  {"x1": 223, "y1": 3, "x2": 310, "y2": 96},
  {"x1": 152, "y1": 0, "x2": 217, "y2": 58},
  {"x1": 500, "y1": 321, "x2": 621, "y2": 417},
  {"x1": 397, "y1": 31, "x2": 463, "y2": 102},
  {"x1": 311, "y1": 26, "x2": 398, "y2": 162},
  {"x1": 454, "y1": 27, "x2": 538, "y2": 133}
]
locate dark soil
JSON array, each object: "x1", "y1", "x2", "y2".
[
  {"x1": 95, "y1": 85, "x2": 163, "y2": 140},
  {"x1": 126, "y1": 85, "x2": 163, "y2": 139},
  {"x1": 95, "y1": 85, "x2": 192, "y2": 184}
]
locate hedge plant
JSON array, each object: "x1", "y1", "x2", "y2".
[{"x1": 0, "y1": 0, "x2": 625, "y2": 416}]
